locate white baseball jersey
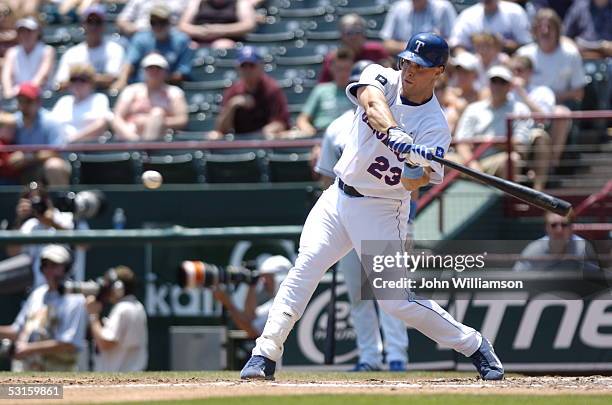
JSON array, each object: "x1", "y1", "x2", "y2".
[
  {"x1": 315, "y1": 109, "x2": 355, "y2": 178},
  {"x1": 334, "y1": 64, "x2": 451, "y2": 200}
]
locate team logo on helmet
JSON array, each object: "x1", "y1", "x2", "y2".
[{"x1": 413, "y1": 40, "x2": 426, "y2": 53}]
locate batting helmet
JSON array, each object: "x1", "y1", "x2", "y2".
[
  {"x1": 349, "y1": 59, "x2": 374, "y2": 83},
  {"x1": 397, "y1": 32, "x2": 449, "y2": 68}
]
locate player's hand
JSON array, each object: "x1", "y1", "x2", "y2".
[
  {"x1": 405, "y1": 145, "x2": 444, "y2": 167},
  {"x1": 386, "y1": 126, "x2": 413, "y2": 154}
]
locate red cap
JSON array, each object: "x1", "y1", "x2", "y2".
[{"x1": 17, "y1": 83, "x2": 40, "y2": 100}]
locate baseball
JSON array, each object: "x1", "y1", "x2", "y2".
[{"x1": 141, "y1": 170, "x2": 163, "y2": 189}]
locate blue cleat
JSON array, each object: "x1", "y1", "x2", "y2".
[
  {"x1": 470, "y1": 337, "x2": 504, "y2": 380},
  {"x1": 389, "y1": 360, "x2": 407, "y2": 372},
  {"x1": 240, "y1": 355, "x2": 276, "y2": 380},
  {"x1": 349, "y1": 363, "x2": 381, "y2": 372}
]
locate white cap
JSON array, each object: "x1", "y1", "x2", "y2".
[
  {"x1": 452, "y1": 52, "x2": 480, "y2": 72},
  {"x1": 141, "y1": 53, "x2": 169, "y2": 70},
  {"x1": 16, "y1": 17, "x2": 39, "y2": 31},
  {"x1": 41, "y1": 245, "x2": 71, "y2": 265},
  {"x1": 259, "y1": 255, "x2": 292, "y2": 275},
  {"x1": 487, "y1": 65, "x2": 513, "y2": 82}
]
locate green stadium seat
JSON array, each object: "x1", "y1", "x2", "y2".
[
  {"x1": 204, "y1": 151, "x2": 266, "y2": 183},
  {"x1": 335, "y1": 0, "x2": 387, "y2": 16},
  {"x1": 286, "y1": 86, "x2": 313, "y2": 113},
  {"x1": 246, "y1": 20, "x2": 305, "y2": 43},
  {"x1": 142, "y1": 152, "x2": 204, "y2": 184},
  {"x1": 267, "y1": 151, "x2": 314, "y2": 182},
  {"x1": 184, "y1": 89, "x2": 223, "y2": 114},
  {"x1": 305, "y1": 19, "x2": 340, "y2": 41},
  {"x1": 273, "y1": 44, "x2": 329, "y2": 66},
  {"x1": 186, "y1": 112, "x2": 217, "y2": 132},
  {"x1": 451, "y1": 0, "x2": 479, "y2": 13},
  {"x1": 276, "y1": 0, "x2": 333, "y2": 19},
  {"x1": 71, "y1": 152, "x2": 141, "y2": 185}
]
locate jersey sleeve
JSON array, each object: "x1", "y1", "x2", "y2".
[
  {"x1": 415, "y1": 126, "x2": 451, "y2": 185},
  {"x1": 315, "y1": 124, "x2": 340, "y2": 178},
  {"x1": 345, "y1": 64, "x2": 396, "y2": 107}
]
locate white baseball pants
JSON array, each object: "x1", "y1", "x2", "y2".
[{"x1": 252, "y1": 182, "x2": 482, "y2": 362}]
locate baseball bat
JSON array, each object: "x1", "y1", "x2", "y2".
[
  {"x1": 431, "y1": 155, "x2": 572, "y2": 216},
  {"x1": 324, "y1": 266, "x2": 337, "y2": 365}
]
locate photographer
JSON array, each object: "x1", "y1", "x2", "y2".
[
  {"x1": 212, "y1": 256, "x2": 292, "y2": 339},
  {"x1": 86, "y1": 266, "x2": 148, "y2": 372},
  {"x1": 0, "y1": 245, "x2": 87, "y2": 371},
  {"x1": 7, "y1": 182, "x2": 89, "y2": 286}
]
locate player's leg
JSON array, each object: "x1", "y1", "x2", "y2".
[
  {"x1": 338, "y1": 250, "x2": 384, "y2": 370},
  {"x1": 378, "y1": 307, "x2": 408, "y2": 371},
  {"x1": 242, "y1": 185, "x2": 353, "y2": 379},
  {"x1": 341, "y1": 195, "x2": 503, "y2": 380}
]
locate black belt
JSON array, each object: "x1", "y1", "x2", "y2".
[{"x1": 338, "y1": 179, "x2": 364, "y2": 197}]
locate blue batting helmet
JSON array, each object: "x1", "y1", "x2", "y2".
[
  {"x1": 349, "y1": 59, "x2": 374, "y2": 83},
  {"x1": 397, "y1": 32, "x2": 449, "y2": 68}
]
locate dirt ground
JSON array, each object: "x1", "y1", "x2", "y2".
[{"x1": 0, "y1": 373, "x2": 611, "y2": 404}]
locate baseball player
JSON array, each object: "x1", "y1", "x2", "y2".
[
  {"x1": 315, "y1": 60, "x2": 409, "y2": 372},
  {"x1": 241, "y1": 33, "x2": 504, "y2": 381}
]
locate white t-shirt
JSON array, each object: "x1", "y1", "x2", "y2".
[
  {"x1": 450, "y1": 0, "x2": 532, "y2": 49},
  {"x1": 335, "y1": 64, "x2": 450, "y2": 200},
  {"x1": 511, "y1": 85, "x2": 556, "y2": 114},
  {"x1": 315, "y1": 109, "x2": 355, "y2": 178},
  {"x1": 516, "y1": 39, "x2": 587, "y2": 94},
  {"x1": 10, "y1": 42, "x2": 53, "y2": 86},
  {"x1": 94, "y1": 295, "x2": 148, "y2": 372},
  {"x1": 51, "y1": 93, "x2": 111, "y2": 142},
  {"x1": 54, "y1": 40, "x2": 125, "y2": 86}
]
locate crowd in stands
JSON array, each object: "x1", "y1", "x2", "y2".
[{"x1": 0, "y1": 0, "x2": 609, "y2": 188}]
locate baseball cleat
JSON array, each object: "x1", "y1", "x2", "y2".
[
  {"x1": 389, "y1": 360, "x2": 407, "y2": 372},
  {"x1": 470, "y1": 337, "x2": 504, "y2": 380},
  {"x1": 349, "y1": 362, "x2": 381, "y2": 372},
  {"x1": 240, "y1": 355, "x2": 276, "y2": 380}
]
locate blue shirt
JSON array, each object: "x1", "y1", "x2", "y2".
[
  {"x1": 563, "y1": 0, "x2": 612, "y2": 42},
  {"x1": 127, "y1": 29, "x2": 194, "y2": 83},
  {"x1": 15, "y1": 109, "x2": 64, "y2": 146}
]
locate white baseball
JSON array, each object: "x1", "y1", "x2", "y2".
[{"x1": 142, "y1": 170, "x2": 163, "y2": 189}]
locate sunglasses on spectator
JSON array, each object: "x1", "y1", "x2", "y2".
[
  {"x1": 70, "y1": 76, "x2": 91, "y2": 83},
  {"x1": 548, "y1": 222, "x2": 570, "y2": 228},
  {"x1": 239, "y1": 62, "x2": 257, "y2": 69},
  {"x1": 150, "y1": 19, "x2": 169, "y2": 27},
  {"x1": 342, "y1": 29, "x2": 364, "y2": 36},
  {"x1": 86, "y1": 18, "x2": 104, "y2": 26},
  {"x1": 490, "y1": 77, "x2": 510, "y2": 85},
  {"x1": 17, "y1": 97, "x2": 35, "y2": 105}
]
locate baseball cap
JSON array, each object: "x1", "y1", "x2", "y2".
[
  {"x1": 258, "y1": 255, "x2": 292, "y2": 275},
  {"x1": 41, "y1": 245, "x2": 71, "y2": 265},
  {"x1": 16, "y1": 17, "x2": 39, "y2": 31},
  {"x1": 82, "y1": 4, "x2": 106, "y2": 19},
  {"x1": 237, "y1": 46, "x2": 261, "y2": 65},
  {"x1": 398, "y1": 32, "x2": 449, "y2": 68},
  {"x1": 141, "y1": 53, "x2": 169, "y2": 69},
  {"x1": 150, "y1": 4, "x2": 171, "y2": 20},
  {"x1": 452, "y1": 52, "x2": 480, "y2": 72},
  {"x1": 17, "y1": 82, "x2": 40, "y2": 100},
  {"x1": 487, "y1": 65, "x2": 513, "y2": 83}
]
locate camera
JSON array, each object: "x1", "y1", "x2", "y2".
[
  {"x1": 29, "y1": 194, "x2": 49, "y2": 216},
  {"x1": 51, "y1": 190, "x2": 106, "y2": 220},
  {"x1": 177, "y1": 261, "x2": 259, "y2": 289},
  {"x1": 60, "y1": 277, "x2": 113, "y2": 303}
]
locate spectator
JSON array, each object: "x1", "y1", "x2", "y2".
[
  {"x1": 513, "y1": 212, "x2": 600, "y2": 272},
  {"x1": 55, "y1": 0, "x2": 99, "y2": 16},
  {"x1": 516, "y1": 8, "x2": 587, "y2": 107},
  {"x1": 453, "y1": 65, "x2": 551, "y2": 190},
  {"x1": 212, "y1": 256, "x2": 291, "y2": 338},
  {"x1": 319, "y1": 14, "x2": 389, "y2": 83},
  {"x1": 0, "y1": 111, "x2": 19, "y2": 184},
  {"x1": 380, "y1": 0, "x2": 457, "y2": 56},
  {"x1": 7, "y1": 182, "x2": 88, "y2": 286},
  {"x1": 0, "y1": 2, "x2": 17, "y2": 74},
  {"x1": 11, "y1": 83, "x2": 70, "y2": 186},
  {"x1": 112, "y1": 4, "x2": 194, "y2": 91},
  {"x1": 563, "y1": 0, "x2": 612, "y2": 59},
  {"x1": 450, "y1": 0, "x2": 532, "y2": 53},
  {"x1": 86, "y1": 266, "x2": 148, "y2": 372},
  {"x1": 4, "y1": 0, "x2": 39, "y2": 20},
  {"x1": 112, "y1": 53, "x2": 188, "y2": 142},
  {"x1": 117, "y1": 0, "x2": 189, "y2": 37},
  {"x1": 0, "y1": 244, "x2": 88, "y2": 372},
  {"x1": 449, "y1": 51, "x2": 483, "y2": 104},
  {"x1": 1, "y1": 16, "x2": 55, "y2": 99},
  {"x1": 179, "y1": 0, "x2": 257, "y2": 49},
  {"x1": 530, "y1": 0, "x2": 575, "y2": 20},
  {"x1": 471, "y1": 32, "x2": 510, "y2": 88},
  {"x1": 434, "y1": 71, "x2": 464, "y2": 134},
  {"x1": 509, "y1": 55, "x2": 570, "y2": 168},
  {"x1": 213, "y1": 47, "x2": 289, "y2": 139},
  {"x1": 296, "y1": 48, "x2": 354, "y2": 137},
  {"x1": 54, "y1": 5, "x2": 125, "y2": 91},
  {"x1": 52, "y1": 64, "x2": 111, "y2": 143}
]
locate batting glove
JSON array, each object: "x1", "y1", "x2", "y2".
[
  {"x1": 405, "y1": 145, "x2": 445, "y2": 167},
  {"x1": 386, "y1": 126, "x2": 414, "y2": 154}
]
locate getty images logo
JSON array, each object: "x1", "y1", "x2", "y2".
[{"x1": 413, "y1": 40, "x2": 426, "y2": 53}]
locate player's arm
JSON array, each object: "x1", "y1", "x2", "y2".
[
  {"x1": 401, "y1": 167, "x2": 431, "y2": 191},
  {"x1": 356, "y1": 86, "x2": 398, "y2": 133}
]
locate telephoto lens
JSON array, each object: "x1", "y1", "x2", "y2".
[{"x1": 178, "y1": 261, "x2": 258, "y2": 289}]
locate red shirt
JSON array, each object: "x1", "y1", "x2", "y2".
[
  {"x1": 0, "y1": 140, "x2": 19, "y2": 180},
  {"x1": 222, "y1": 74, "x2": 290, "y2": 134},
  {"x1": 319, "y1": 42, "x2": 389, "y2": 83}
]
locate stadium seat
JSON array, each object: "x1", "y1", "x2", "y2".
[
  {"x1": 184, "y1": 89, "x2": 223, "y2": 114},
  {"x1": 273, "y1": 44, "x2": 329, "y2": 66},
  {"x1": 186, "y1": 112, "x2": 217, "y2": 132},
  {"x1": 41, "y1": 89, "x2": 66, "y2": 110},
  {"x1": 204, "y1": 151, "x2": 266, "y2": 183},
  {"x1": 43, "y1": 25, "x2": 82, "y2": 46},
  {"x1": 276, "y1": 0, "x2": 334, "y2": 19},
  {"x1": 267, "y1": 66, "x2": 319, "y2": 88},
  {"x1": 305, "y1": 19, "x2": 340, "y2": 41},
  {"x1": 451, "y1": 0, "x2": 479, "y2": 13},
  {"x1": 335, "y1": 0, "x2": 387, "y2": 16},
  {"x1": 246, "y1": 19, "x2": 306, "y2": 43},
  {"x1": 142, "y1": 152, "x2": 204, "y2": 184},
  {"x1": 286, "y1": 86, "x2": 313, "y2": 113},
  {"x1": 583, "y1": 59, "x2": 610, "y2": 111},
  {"x1": 188, "y1": 65, "x2": 238, "y2": 84},
  {"x1": 267, "y1": 151, "x2": 314, "y2": 182},
  {"x1": 71, "y1": 152, "x2": 141, "y2": 185}
]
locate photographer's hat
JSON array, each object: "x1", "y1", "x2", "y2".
[
  {"x1": 259, "y1": 255, "x2": 292, "y2": 275},
  {"x1": 41, "y1": 245, "x2": 71, "y2": 264}
]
